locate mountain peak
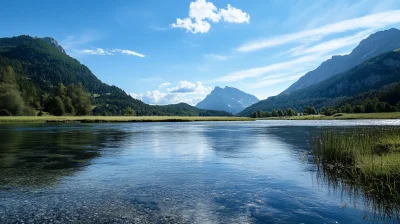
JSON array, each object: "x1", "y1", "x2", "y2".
[
  {"x1": 282, "y1": 28, "x2": 400, "y2": 94},
  {"x1": 38, "y1": 37, "x2": 66, "y2": 54},
  {"x1": 196, "y1": 86, "x2": 259, "y2": 114}
]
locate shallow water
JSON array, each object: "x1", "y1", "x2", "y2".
[{"x1": 0, "y1": 120, "x2": 400, "y2": 223}]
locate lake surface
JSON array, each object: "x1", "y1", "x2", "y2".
[{"x1": 1, "y1": 120, "x2": 400, "y2": 223}]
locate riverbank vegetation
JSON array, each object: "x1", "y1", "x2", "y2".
[
  {"x1": 0, "y1": 116, "x2": 254, "y2": 123},
  {"x1": 313, "y1": 127, "x2": 400, "y2": 218},
  {"x1": 258, "y1": 112, "x2": 400, "y2": 120}
]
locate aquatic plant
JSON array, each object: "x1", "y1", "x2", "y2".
[{"x1": 313, "y1": 127, "x2": 400, "y2": 220}]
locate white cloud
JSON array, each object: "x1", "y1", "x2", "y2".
[
  {"x1": 219, "y1": 4, "x2": 250, "y2": 23},
  {"x1": 167, "y1": 81, "x2": 210, "y2": 93},
  {"x1": 130, "y1": 81, "x2": 212, "y2": 105},
  {"x1": 205, "y1": 53, "x2": 229, "y2": 61},
  {"x1": 215, "y1": 55, "x2": 321, "y2": 82},
  {"x1": 130, "y1": 90, "x2": 167, "y2": 104},
  {"x1": 77, "y1": 48, "x2": 145, "y2": 57},
  {"x1": 250, "y1": 74, "x2": 304, "y2": 89},
  {"x1": 171, "y1": 0, "x2": 249, "y2": 34},
  {"x1": 287, "y1": 29, "x2": 374, "y2": 57},
  {"x1": 237, "y1": 10, "x2": 400, "y2": 52},
  {"x1": 172, "y1": 18, "x2": 211, "y2": 34},
  {"x1": 189, "y1": 0, "x2": 221, "y2": 22},
  {"x1": 78, "y1": 47, "x2": 113, "y2": 55},
  {"x1": 111, "y1": 49, "x2": 145, "y2": 58},
  {"x1": 158, "y1": 82, "x2": 171, "y2": 88}
]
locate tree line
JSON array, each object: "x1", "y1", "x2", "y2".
[
  {"x1": 321, "y1": 100, "x2": 399, "y2": 116},
  {"x1": 252, "y1": 108, "x2": 299, "y2": 118},
  {"x1": 251, "y1": 106, "x2": 320, "y2": 118},
  {"x1": 44, "y1": 83, "x2": 92, "y2": 116},
  {"x1": 321, "y1": 82, "x2": 400, "y2": 116}
]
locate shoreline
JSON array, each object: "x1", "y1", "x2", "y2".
[
  {"x1": 0, "y1": 116, "x2": 255, "y2": 123},
  {"x1": 256, "y1": 112, "x2": 400, "y2": 120}
]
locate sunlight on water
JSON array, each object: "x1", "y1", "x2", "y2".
[{"x1": 1, "y1": 120, "x2": 400, "y2": 223}]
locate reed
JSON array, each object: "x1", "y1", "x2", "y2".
[{"x1": 313, "y1": 127, "x2": 400, "y2": 219}]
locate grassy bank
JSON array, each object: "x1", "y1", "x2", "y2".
[
  {"x1": 0, "y1": 116, "x2": 254, "y2": 123},
  {"x1": 313, "y1": 127, "x2": 400, "y2": 217},
  {"x1": 258, "y1": 112, "x2": 400, "y2": 120}
]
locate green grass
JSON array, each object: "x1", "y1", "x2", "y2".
[
  {"x1": 313, "y1": 127, "x2": 400, "y2": 169},
  {"x1": 258, "y1": 112, "x2": 400, "y2": 120},
  {"x1": 313, "y1": 127, "x2": 400, "y2": 218},
  {"x1": 0, "y1": 116, "x2": 254, "y2": 123}
]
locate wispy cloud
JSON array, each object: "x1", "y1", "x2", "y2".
[
  {"x1": 77, "y1": 47, "x2": 113, "y2": 55},
  {"x1": 287, "y1": 29, "x2": 374, "y2": 57},
  {"x1": 171, "y1": 0, "x2": 250, "y2": 34},
  {"x1": 77, "y1": 48, "x2": 145, "y2": 58},
  {"x1": 60, "y1": 33, "x2": 98, "y2": 51},
  {"x1": 214, "y1": 55, "x2": 321, "y2": 82},
  {"x1": 111, "y1": 49, "x2": 145, "y2": 58},
  {"x1": 250, "y1": 73, "x2": 304, "y2": 89},
  {"x1": 60, "y1": 32, "x2": 101, "y2": 56},
  {"x1": 237, "y1": 10, "x2": 400, "y2": 52},
  {"x1": 205, "y1": 53, "x2": 229, "y2": 61},
  {"x1": 158, "y1": 82, "x2": 171, "y2": 88}
]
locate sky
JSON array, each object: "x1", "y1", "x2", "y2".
[{"x1": 1, "y1": 0, "x2": 400, "y2": 105}]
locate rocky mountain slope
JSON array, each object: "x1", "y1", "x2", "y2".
[
  {"x1": 238, "y1": 50, "x2": 400, "y2": 116},
  {"x1": 282, "y1": 28, "x2": 400, "y2": 94},
  {"x1": 196, "y1": 86, "x2": 259, "y2": 114}
]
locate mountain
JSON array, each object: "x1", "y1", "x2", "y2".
[
  {"x1": 238, "y1": 50, "x2": 400, "y2": 116},
  {"x1": 39, "y1": 37, "x2": 66, "y2": 54},
  {"x1": 196, "y1": 86, "x2": 259, "y2": 114},
  {"x1": 334, "y1": 82, "x2": 400, "y2": 112},
  {"x1": 282, "y1": 28, "x2": 400, "y2": 94},
  {"x1": 0, "y1": 35, "x2": 232, "y2": 116}
]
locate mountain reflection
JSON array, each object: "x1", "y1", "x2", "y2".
[{"x1": 0, "y1": 124, "x2": 128, "y2": 187}]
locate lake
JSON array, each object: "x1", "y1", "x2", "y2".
[{"x1": 1, "y1": 120, "x2": 400, "y2": 223}]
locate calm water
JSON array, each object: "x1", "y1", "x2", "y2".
[{"x1": 1, "y1": 120, "x2": 400, "y2": 223}]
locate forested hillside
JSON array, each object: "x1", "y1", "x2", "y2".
[
  {"x1": 238, "y1": 50, "x2": 400, "y2": 117},
  {"x1": 0, "y1": 35, "x2": 231, "y2": 116},
  {"x1": 322, "y1": 82, "x2": 400, "y2": 115}
]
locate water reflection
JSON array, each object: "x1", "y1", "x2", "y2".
[
  {"x1": 0, "y1": 124, "x2": 128, "y2": 187},
  {"x1": 266, "y1": 124, "x2": 400, "y2": 222},
  {"x1": 1, "y1": 121, "x2": 400, "y2": 223}
]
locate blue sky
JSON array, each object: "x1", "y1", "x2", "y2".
[{"x1": 1, "y1": 0, "x2": 400, "y2": 105}]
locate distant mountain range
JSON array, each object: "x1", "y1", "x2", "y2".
[
  {"x1": 0, "y1": 35, "x2": 232, "y2": 116},
  {"x1": 196, "y1": 86, "x2": 259, "y2": 114},
  {"x1": 282, "y1": 28, "x2": 400, "y2": 94},
  {"x1": 239, "y1": 28, "x2": 400, "y2": 116}
]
